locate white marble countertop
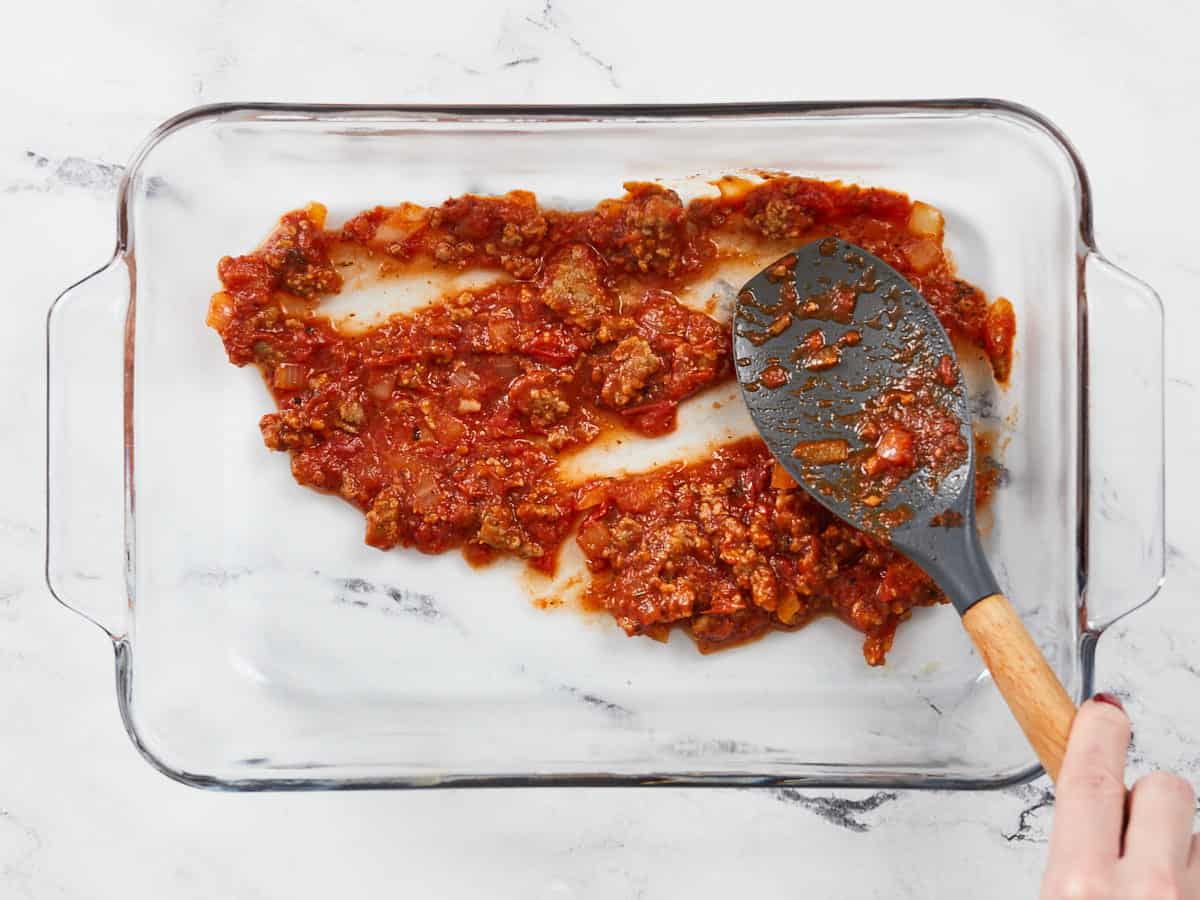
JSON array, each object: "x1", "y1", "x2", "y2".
[{"x1": 4, "y1": 1, "x2": 1200, "y2": 897}]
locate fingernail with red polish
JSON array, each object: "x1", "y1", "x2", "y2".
[{"x1": 1092, "y1": 692, "x2": 1124, "y2": 710}]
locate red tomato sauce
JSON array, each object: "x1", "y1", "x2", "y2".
[{"x1": 209, "y1": 176, "x2": 1015, "y2": 665}]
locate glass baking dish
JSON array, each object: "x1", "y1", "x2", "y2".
[{"x1": 46, "y1": 101, "x2": 1164, "y2": 790}]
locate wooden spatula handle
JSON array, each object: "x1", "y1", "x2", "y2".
[{"x1": 961, "y1": 593, "x2": 1077, "y2": 782}]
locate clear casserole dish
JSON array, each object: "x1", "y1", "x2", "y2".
[{"x1": 46, "y1": 100, "x2": 1164, "y2": 790}]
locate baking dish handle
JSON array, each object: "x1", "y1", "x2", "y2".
[
  {"x1": 46, "y1": 258, "x2": 130, "y2": 641},
  {"x1": 1083, "y1": 252, "x2": 1165, "y2": 633}
]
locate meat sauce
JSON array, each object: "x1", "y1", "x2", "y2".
[
  {"x1": 575, "y1": 439, "x2": 942, "y2": 663},
  {"x1": 208, "y1": 176, "x2": 1016, "y2": 665}
]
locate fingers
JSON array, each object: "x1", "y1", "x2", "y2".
[
  {"x1": 1186, "y1": 836, "x2": 1200, "y2": 896},
  {"x1": 1044, "y1": 695, "x2": 1200, "y2": 900},
  {"x1": 1124, "y1": 771, "x2": 1196, "y2": 867},
  {"x1": 1048, "y1": 696, "x2": 1132, "y2": 866}
]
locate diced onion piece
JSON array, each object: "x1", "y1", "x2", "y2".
[
  {"x1": 374, "y1": 204, "x2": 425, "y2": 245},
  {"x1": 792, "y1": 439, "x2": 850, "y2": 465},
  {"x1": 368, "y1": 373, "x2": 395, "y2": 401},
  {"x1": 770, "y1": 462, "x2": 799, "y2": 490},
  {"x1": 577, "y1": 484, "x2": 608, "y2": 510},
  {"x1": 907, "y1": 201, "x2": 944, "y2": 240},
  {"x1": 777, "y1": 592, "x2": 801, "y2": 625},
  {"x1": 764, "y1": 312, "x2": 792, "y2": 338},
  {"x1": 803, "y1": 345, "x2": 841, "y2": 371},
  {"x1": 875, "y1": 428, "x2": 915, "y2": 466},
  {"x1": 903, "y1": 239, "x2": 942, "y2": 274},
  {"x1": 488, "y1": 318, "x2": 516, "y2": 351},
  {"x1": 277, "y1": 292, "x2": 313, "y2": 318},
  {"x1": 862, "y1": 454, "x2": 887, "y2": 477},
  {"x1": 838, "y1": 330, "x2": 862, "y2": 347},
  {"x1": 576, "y1": 520, "x2": 611, "y2": 557},
  {"x1": 206, "y1": 292, "x2": 235, "y2": 330},
  {"x1": 799, "y1": 328, "x2": 826, "y2": 352},
  {"x1": 611, "y1": 476, "x2": 662, "y2": 513},
  {"x1": 448, "y1": 367, "x2": 479, "y2": 390},
  {"x1": 984, "y1": 297, "x2": 1016, "y2": 382},
  {"x1": 273, "y1": 363, "x2": 306, "y2": 390},
  {"x1": 305, "y1": 202, "x2": 328, "y2": 229},
  {"x1": 759, "y1": 364, "x2": 790, "y2": 389},
  {"x1": 412, "y1": 471, "x2": 441, "y2": 515},
  {"x1": 434, "y1": 413, "x2": 465, "y2": 445}
]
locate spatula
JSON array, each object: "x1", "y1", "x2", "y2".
[{"x1": 733, "y1": 237, "x2": 1075, "y2": 782}]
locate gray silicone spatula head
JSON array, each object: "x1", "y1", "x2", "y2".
[
  {"x1": 732, "y1": 237, "x2": 999, "y2": 613},
  {"x1": 733, "y1": 238, "x2": 1080, "y2": 783}
]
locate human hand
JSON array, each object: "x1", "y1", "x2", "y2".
[{"x1": 1042, "y1": 694, "x2": 1199, "y2": 899}]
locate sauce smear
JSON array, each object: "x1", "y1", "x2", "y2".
[{"x1": 208, "y1": 175, "x2": 1015, "y2": 664}]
